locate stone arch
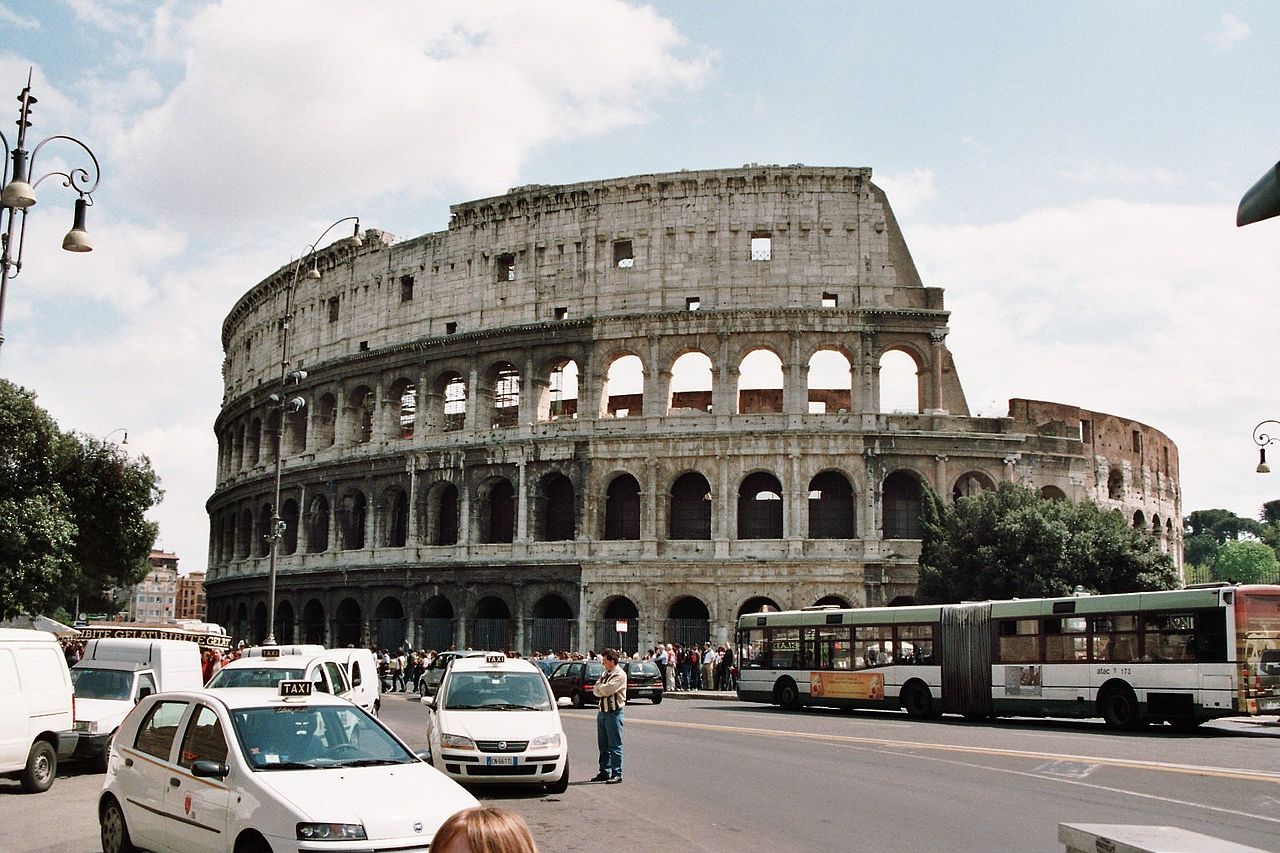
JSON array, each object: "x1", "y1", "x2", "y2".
[
  {"x1": 603, "y1": 472, "x2": 641, "y2": 540},
  {"x1": 335, "y1": 597, "x2": 363, "y2": 648},
  {"x1": 472, "y1": 595, "x2": 514, "y2": 650},
  {"x1": 1133, "y1": 510, "x2": 1146, "y2": 530},
  {"x1": 435, "y1": 370, "x2": 467, "y2": 432},
  {"x1": 237, "y1": 507, "x2": 253, "y2": 559},
  {"x1": 602, "y1": 352, "x2": 644, "y2": 418},
  {"x1": 262, "y1": 410, "x2": 280, "y2": 465},
  {"x1": 888, "y1": 595, "x2": 917, "y2": 607},
  {"x1": 883, "y1": 470, "x2": 923, "y2": 539},
  {"x1": 535, "y1": 471, "x2": 576, "y2": 541},
  {"x1": 669, "y1": 471, "x2": 712, "y2": 540},
  {"x1": 1107, "y1": 466, "x2": 1124, "y2": 500},
  {"x1": 257, "y1": 502, "x2": 272, "y2": 557},
  {"x1": 807, "y1": 348, "x2": 853, "y2": 413},
  {"x1": 420, "y1": 596, "x2": 455, "y2": 651},
  {"x1": 737, "y1": 348, "x2": 784, "y2": 414},
  {"x1": 348, "y1": 385, "x2": 375, "y2": 444},
  {"x1": 234, "y1": 602, "x2": 248, "y2": 645},
  {"x1": 284, "y1": 399, "x2": 308, "y2": 454},
  {"x1": 879, "y1": 347, "x2": 922, "y2": 414},
  {"x1": 374, "y1": 596, "x2": 406, "y2": 650},
  {"x1": 275, "y1": 599, "x2": 296, "y2": 645},
  {"x1": 808, "y1": 470, "x2": 855, "y2": 538},
  {"x1": 600, "y1": 595, "x2": 640, "y2": 655},
  {"x1": 388, "y1": 376, "x2": 416, "y2": 439},
  {"x1": 1040, "y1": 485, "x2": 1067, "y2": 501},
  {"x1": 530, "y1": 593, "x2": 574, "y2": 653},
  {"x1": 316, "y1": 393, "x2": 337, "y2": 447},
  {"x1": 476, "y1": 477, "x2": 516, "y2": 544},
  {"x1": 422, "y1": 480, "x2": 460, "y2": 546},
  {"x1": 953, "y1": 470, "x2": 996, "y2": 502},
  {"x1": 337, "y1": 488, "x2": 367, "y2": 550},
  {"x1": 247, "y1": 417, "x2": 262, "y2": 467},
  {"x1": 305, "y1": 494, "x2": 330, "y2": 553},
  {"x1": 301, "y1": 599, "x2": 325, "y2": 645},
  {"x1": 669, "y1": 350, "x2": 714, "y2": 414},
  {"x1": 738, "y1": 471, "x2": 783, "y2": 539},
  {"x1": 383, "y1": 486, "x2": 409, "y2": 547},
  {"x1": 488, "y1": 361, "x2": 520, "y2": 428},
  {"x1": 539, "y1": 357, "x2": 579, "y2": 422},
  {"x1": 814, "y1": 594, "x2": 851, "y2": 608},
  {"x1": 738, "y1": 596, "x2": 781, "y2": 615},
  {"x1": 252, "y1": 601, "x2": 268, "y2": 644},
  {"x1": 668, "y1": 595, "x2": 710, "y2": 646}
]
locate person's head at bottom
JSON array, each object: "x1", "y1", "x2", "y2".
[{"x1": 431, "y1": 806, "x2": 538, "y2": 853}]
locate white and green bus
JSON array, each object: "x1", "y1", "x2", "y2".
[{"x1": 735, "y1": 584, "x2": 1280, "y2": 730}]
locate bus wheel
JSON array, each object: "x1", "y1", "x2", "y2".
[
  {"x1": 777, "y1": 680, "x2": 801, "y2": 710},
  {"x1": 901, "y1": 683, "x2": 933, "y2": 718},
  {"x1": 1099, "y1": 685, "x2": 1141, "y2": 730}
]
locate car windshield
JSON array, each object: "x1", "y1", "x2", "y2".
[
  {"x1": 586, "y1": 662, "x2": 604, "y2": 678},
  {"x1": 626, "y1": 662, "x2": 659, "y2": 677},
  {"x1": 71, "y1": 667, "x2": 134, "y2": 700},
  {"x1": 207, "y1": 667, "x2": 307, "y2": 688},
  {"x1": 229, "y1": 704, "x2": 415, "y2": 770},
  {"x1": 444, "y1": 671, "x2": 552, "y2": 711}
]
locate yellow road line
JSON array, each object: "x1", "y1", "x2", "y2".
[{"x1": 562, "y1": 712, "x2": 1280, "y2": 785}]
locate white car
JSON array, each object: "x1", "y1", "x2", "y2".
[
  {"x1": 207, "y1": 648, "x2": 380, "y2": 716},
  {"x1": 98, "y1": 683, "x2": 477, "y2": 853},
  {"x1": 423, "y1": 653, "x2": 569, "y2": 793}
]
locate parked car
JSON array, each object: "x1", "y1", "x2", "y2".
[
  {"x1": 621, "y1": 659, "x2": 664, "y2": 704},
  {"x1": 207, "y1": 645, "x2": 380, "y2": 716},
  {"x1": 547, "y1": 659, "x2": 605, "y2": 708},
  {"x1": 0, "y1": 628, "x2": 77, "y2": 793},
  {"x1": 418, "y1": 650, "x2": 489, "y2": 698},
  {"x1": 98, "y1": 683, "x2": 477, "y2": 853},
  {"x1": 423, "y1": 653, "x2": 568, "y2": 793}
]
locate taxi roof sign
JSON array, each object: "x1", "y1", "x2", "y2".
[
  {"x1": 484, "y1": 653, "x2": 506, "y2": 664},
  {"x1": 278, "y1": 680, "x2": 312, "y2": 699}
]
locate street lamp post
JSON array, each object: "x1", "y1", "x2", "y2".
[
  {"x1": 1253, "y1": 421, "x2": 1280, "y2": 474},
  {"x1": 262, "y1": 217, "x2": 361, "y2": 646},
  {"x1": 0, "y1": 70, "x2": 102, "y2": 362}
]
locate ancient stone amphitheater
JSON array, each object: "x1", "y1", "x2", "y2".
[{"x1": 205, "y1": 165, "x2": 1181, "y2": 653}]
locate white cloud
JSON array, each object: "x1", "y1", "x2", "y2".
[
  {"x1": 874, "y1": 168, "x2": 937, "y2": 217},
  {"x1": 910, "y1": 198, "x2": 1280, "y2": 520},
  {"x1": 1206, "y1": 12, "x2": 1250, "y2": 48},
  {"x1": 0, "y1": 3, "x2": 40, "y2": 29},
  {"x1": 1056, "y1": 161, "x2": 1178, "y2": 188}
]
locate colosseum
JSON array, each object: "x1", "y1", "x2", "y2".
[{"x1": 205, "y1": 165, "x2": 1182, "y2": 654}]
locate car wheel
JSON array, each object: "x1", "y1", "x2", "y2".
[
  {"x1": 547, "y1": 758, "x2": 569, "y2": 794},
  {"x1": 236, "y1": 832, "x2": 273, "y2": 853},
  {"x1": 571, "y1": 690, "x2": 585, "y2": 709},
  {"x1": 652, "y1": 695, "x2": 663, "y2": 705},
  {"x1": 100, "y1": 796, "x2": 137, "y2": 853},
  {"x1": 19, "y1": 740, "x2": 56, "y2": 793}
]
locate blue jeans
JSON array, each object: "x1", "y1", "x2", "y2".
[{"x1": 596, "y1": 708, "x2": 624, "y2": 777}]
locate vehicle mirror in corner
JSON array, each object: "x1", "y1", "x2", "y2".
[
  {"x1": 191, "y1": 759, "x2": 229, "y2": 779},
  {"x1": 557, "y1": 696, "x2": 573, "y2": 707},
  {"x1": 420, "y1": 695, "x2": 435, "y2": 707}
]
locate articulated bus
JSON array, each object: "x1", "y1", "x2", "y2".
[{"x1": 735, "y1": 584, "x2": 1280, "y2": 730}]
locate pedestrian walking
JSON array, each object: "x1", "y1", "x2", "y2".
[{"x1": 589, "y1": 647, "x2": 627, "y2": 784}]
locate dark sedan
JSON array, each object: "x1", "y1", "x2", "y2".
[
  {"x1": 548, "y1": 659, "x2": 605, "y2": 708},
  {"x1": 621, "y1": 660, "x2": 664, "y2": 704}
]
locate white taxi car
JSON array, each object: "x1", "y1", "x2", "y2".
[
  {"x1": 99, "y1": 682, "x2": 477, "y2": 853},
  {"x1": 207, "y1": 646, "x2": 380, "y2": 717},
  {"x1": 423, "y1": 653, "x2": 568, "y2": 793}
]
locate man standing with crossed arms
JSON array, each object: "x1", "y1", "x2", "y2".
[{"x1": 589, "y1": 648, "x2": 627, "y2": 783}]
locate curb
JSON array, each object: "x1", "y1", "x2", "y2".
[{"x1": 663, "y1": 690, "x2": 738, "y2": 702}]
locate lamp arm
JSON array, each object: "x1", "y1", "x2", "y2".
[
  {"x1": 1253, "y1": 420, "x2": 1280, "y2": 448},
  {"x1": 28, "y1": 134, "x2": 101, "y2": 197},
  {"x1": 303, "y1": 215, "x2": 361, "y2": 257},
  {"x1": 0, "y1": 129, "x2": 10, "y2": 187}
]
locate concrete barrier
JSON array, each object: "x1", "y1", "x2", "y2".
[{"x1": 1059, "y1": 823, "x2": 1269, "y2": 853}]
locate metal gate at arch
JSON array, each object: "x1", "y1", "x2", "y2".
[
  {"x1": 668, "y1": 619, "x2": 709, "y2": 648},
  {"x1": 594, "y1": 618, "x2": 639, "y2": 656},
  {"x1": 529, "y1": 618, "x2": 574, "y2": 655}
]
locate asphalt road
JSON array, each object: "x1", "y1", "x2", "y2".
[{"x1": 5, "y1": 692, "x2": 1280, "y2": 852}]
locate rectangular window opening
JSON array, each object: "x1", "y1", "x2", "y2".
[
  {"x1": 1132, "y1": 430, "x2": 1142, "y2": 454},
  {"x1": 821, "y1": 292, "x2": 838, "y2": 308},
  {"x1": 327, "y1": 297, "x2": 339, "y2": 323},
  {"x1": 613, "y1": 239, "x2": 635, "y2": 269},
  {"x1": 445, "y1": 321, "x2": 458, "y2": 335},
  {"x1": 400, "y1": 275, "x2": 414, "y2": 302},
  {"x1": 496, "y1": 253, "x2": 516, "y2": 282},
  {"x1": 750, "y1": 232, "x2": 772, "y2": 261},
  {"x1": 686, "y1": 296, "x2": 701, "y2": 311},
  {"x1": 1080, "y1": 419, "x2": 1092, "y2": 443},
  {"x1": 359, "y1": 341, "x2": 369, "y2": 352},
  {"x1": 554, "y1": 306, "x2": 568, "y2": 320}
]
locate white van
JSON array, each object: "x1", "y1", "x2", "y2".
[
  {"x1": 209, "y1": 645, "x2": 381, "y2": 715},
  {"x1": 0, "y1": 628, "x2": 77, "y2": 793},
  {"x1": 69, "y1": 637, "x2": 203, "y2": 770}
]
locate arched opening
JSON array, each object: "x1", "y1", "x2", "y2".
[
  {"x1": 386, "y1": 489, "x2": 409, "y2": 547},
  {"x1": 441, "y1": 372, "x2": 467, "y2": 432},
  {"x1": 335, "y1": 598, "x2": 363, "y2": 648},
  {"x1": 603, "y1": 354, "x2": 644, "y2": 418},
  {"x1": 883, "y1": 471, "x2": 923, "y2": 539},
  {"x1": 338, "y1": 490, "x2": 367, "y2": 550},
  {"x1": 390, "y1": 378, "x2": 416, "y2": 439},
  {"x1": 491, "y1": 363, "x2": 520, "y2": 428},
  {"x1": 472, "y1": 596, "x2": 513, "y2": 651},
  {"x1": 1107, "y1": 467, "x2": 1124, "y2": 500},
  {"x1": 737, "y1": 472, "x2": 783, "y2": 539},
  {"x1": 262, "y1": 411, "x2": 280, "y2": 465},
  {"x1": 669, "y1": 472, "x2": 712, "y2": 540},
  {"x1": 814, "y1": 595, "x2": 851, "y2": 609},
  {"x1": 953, "y1": 471, "x2": 996, "y2": 502},
  {"x1": 247, "y1": 417, "x2": 262, "y2": 466},
  {"x1": 807, "y1": 349, "x2": 852, "y2": 413},
  {"x1": 420, "y1": 596, "x2": 455, "y2": 651},
  {"x1": 222, "y1": 514, "x2": 235, "y2": 563},
  {"x1": 737, "y1": 349, "x2": 783, "y2": 414},
  {"x1": 305, "y1": 494, "x2": 330, "y2": 553},
  {"x1": 424, "y1": 482, "x2": 459, "y2": 546},
  {"x1": 1040, "y1": 485, "x2": 1067, "y2": 501},
  {"x1": 252, "y1": 602, "x2": 268, "y2": 644},
  {"x1": 536, "y1": 472, "x2": 576, "y2": 541},
  {"x1": 668, "y1": 596, "x2": 710, "y2": 646},
  {"x1": 374, "y1": 596, "x2": 405, "y2": 650},
  {"x1": 284, "y1": 401, "x2": 308, "y2": 454},
  {"x1": 738, "y1": 596, "x2": 781, "y2": 615},
  {"x1": 480, "y1": 478, "x2": 516, "y2": 544},
  {"x1": 281, "y1": 499, "x2": 300, "y2": 555},
  {"x1": 317, "y1": 393, "x2": 337, "y2": 448},
  {"x1": 879, "y1": 349, "x2": 920, "y2": 414},
  {"x1": 237, "y1": 508, "x2": 253, "y2": 559},
  {"x1": 888, "y1": 595, "x2": 917, "y2": 607},
  {"x1": 350, "y1": 386, "x2": 375, "y2": 444},
  {"x1": 257, "y1": 502, "x2": 272, "y2": 558},
  {"x1": 275, "y1": 600, "x2": 295, "y2": 645},
  {"x1": 604, "y1": 474, "x2": 641, "y2": 540},
  {"x1": 600, "y1": 596, "x2": 640, "y2": 656},
  {"x1": 543, "y1": 359, "x2": 579, "y2": 421},
  {"x1": 232, "y1": 424, "x2": 245, "y2": 472},
  {"x1": 530, "y1": 594, "x2": 574, "y2": 653},
  {"x1": 235, "y1": 603, "x2": 248, "y2": 645},
  {"x1": 669, "y1": 351, "x2": 713, "y2": 414},
  {"x1": 808, "y1": 471, "x2": 855, "y2": 538},
  {"x1": 1133, "y1": 510, "x2": 1146, "y2": 530}
]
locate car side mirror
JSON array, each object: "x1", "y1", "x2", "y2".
[
  {"x1": 557, "y1": 696, "x2": 573, "y2": 708},
  {"x1": 137, "y1": 686, "x2": 154, "y2": 702},
  {"x1": 191, "y1": 759, "x2": 229, "y2": 779},
  {"x1": 420, "y1": 695, "x2": 435, "y2": 708},
  {"x1": 415, "y1": 749, "x2": 432, "y2": 762}
]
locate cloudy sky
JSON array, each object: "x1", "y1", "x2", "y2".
[{"x1": 2, "y1": 1, "x2": 1278, "y2": 574}]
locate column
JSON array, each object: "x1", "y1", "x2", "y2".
[
  {"x1": 516, "y1": 458, "x2": 529, "y2": 542},
  {"x1": 783, "y1": 330, "x2": 806, "y2": 414},
  {"x1": 928, "y1": 327, "x2": 948, "y2": 414}
]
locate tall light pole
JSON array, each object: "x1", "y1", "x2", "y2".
[
  {"x1": 0, "y1": 70, "x2": 102, "y2": 362},
  {"x1": 262, "y1": 216, "x2": 361, "y2": 646}
]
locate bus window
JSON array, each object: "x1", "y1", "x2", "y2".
[
  {"x1": 855, "y1": 626, "x2": 891, "y2": 668},
  {"x1": 997, "y1": 619, "x2": 1038, "y2": 663},
  {"x1": 805, "y1": 626, "x2": 852, "y2": 669},
  {"x1": 768, "y1": 627, "x2": 800, "y2": 669},
  {"x1": 1045, "y1": 617, "x2": 1089, "y2": 662},
  {"x1": 896, "y1": 624, "x2": 934, "y2": 665},
  {"x1": 740, "y1": 628, "x2": 765, "y2": 668},
  {"x1": 1239, "y1": 593, "x2": 1280, "y2": 678},
  {"x1": 1091, "y1": 614, "x2": 1138, "y2": 662},
  {"x1": 1141, "y1": 613, "x2": 1196, "y2": 662}
]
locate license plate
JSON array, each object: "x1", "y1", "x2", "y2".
[
  {"x1": 635, "y1": 689, "x2": 652, "y2": 696},
  {"x1": 486, "y1": 756, "x2": 517, "y2": 766}
]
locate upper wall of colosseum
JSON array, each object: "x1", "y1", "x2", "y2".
[{"x1": 219, "y1": 166, "x2": 941, "y2": 400}]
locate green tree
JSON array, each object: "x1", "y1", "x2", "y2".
[
  {"x1": 1182, "y1": 532, "x2": 1219, "y2": 569},
  {"x1": 0, "y1": 380, "x2": 161, "y2": 618},
  {"x1": 918, "y1": 481, "x2": 1178, "y2": 604},
  {"x1": 1211, "y1": 539, "x2": 1278, "y2": 584}
]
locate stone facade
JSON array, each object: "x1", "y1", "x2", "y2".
[{"x1": 205, "y1": 165, "x2": 1181, "y2": 653}]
